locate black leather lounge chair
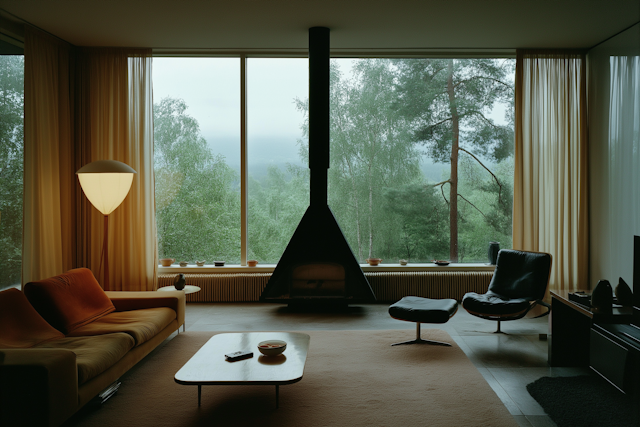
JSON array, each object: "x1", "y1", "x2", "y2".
[{"x1": 462, "y1": 249, "x2": 552, "y2": 333}]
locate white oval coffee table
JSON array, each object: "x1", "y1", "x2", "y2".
[{"x1": 175, "y1": 332, "x2": 310, "y2": 408}]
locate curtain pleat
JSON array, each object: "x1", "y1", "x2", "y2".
[
  {"x1": 513, "y1": 50, "x2": 589, "y2": 293},
  {"x1": 607, "y1": 56, "x2": 640, "y2": 275},
  {"x1": 23, "y1": 29, "x2": 156, "y2": 291},
  {"x1": 75, "y1": 48, "x2": 156, "y2": 291},
  {"x1": 22, "y1": 27, "x2": 76, "y2": 285}
]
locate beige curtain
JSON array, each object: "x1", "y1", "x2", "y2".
[
  {"x1": 513, "y1": 50, "x2": 589, "y2": 293},
  {"x1": 76, "y1": 48, "x2": 156, "y2": 291},
  {"x1": 23, "y1": 28, "x2": 156, "y2": 290},
  {"x1": 22, "y1": 27, "x2": 76, "y2": 285}
]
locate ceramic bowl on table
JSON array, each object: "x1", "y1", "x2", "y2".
[
  {"x1": 433, "y1": 260, "x2": 450, "y2": 266},
  {"x1": 196, "y1": 261, "x2": 205, "y2": 267},
  {"x1": 247, "y1": 260, "x2": 258, "y2": 267},
  {"x1": 160, "y1": 258, "x2": 175, "y2": 267},
  {"x1": 214, "y1": 261, "x2": 225, "y2": 267},
  {"x1": 366, "y1": 258, "x2": 382, "y2": 266},
  {"x1": 257, "y1": 340, "x2": 287, "y2": 356}
]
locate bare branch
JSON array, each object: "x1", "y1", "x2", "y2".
[
  {"x1": 453, "y1": 75, "x2": 513, "y2": 91},
  {"x1": 457, "y1": 193, "x2": 489, "y2": 220},
  {"x1": 458, "y1": 147, "x2": 504, "y2": 206},
  {"x1": 432, "y1": 179, "x2": 451, "y2": 188},
  {"x1": 473, "y1": 110, "x2": 501, "y2": 129},
  {"x1": 432, "y1": 180, "x2": 450, "y2": 206},
  {"x1": 417, "y1": 117, "x2": 453, "y2": 140}
]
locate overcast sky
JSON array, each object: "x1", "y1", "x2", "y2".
[{"x1": 153, "y1": 57, "x2": 509, "y2": 175}]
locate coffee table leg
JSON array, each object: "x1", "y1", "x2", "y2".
[
  {"x1": 198, "y1": 385, "x2": 202, "y2": 406},
  {"x1": 276, "y1": 385, "x2": 279, "y2": 409}
]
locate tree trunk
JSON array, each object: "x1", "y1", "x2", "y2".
[{"x1": 446, "y1": 59, "x2": 459, "y2": 262}]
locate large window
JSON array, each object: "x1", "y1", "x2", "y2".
[
  {"x1": 153, "y1": 57, "x2": 515, "y2": 265},
  {"x1": 153, "y1": 58, "x2": 241, "y2": 264},
  {"x1": 325, "y1": 58, "x2": 515, "y2": 263},
  {"x1": 247, "y1": 58, "x2": 309, "y2": 263},
  {"x1": 0, "y1": 55, "x2": 24, "y2": 289}
]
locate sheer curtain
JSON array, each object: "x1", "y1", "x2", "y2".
[
  {"x1": 22, "y1": 27, "x2": 76, "y2": 284},
  {"x1": 513, "y1": 50, "x2": 589, "y2": 293},
  {"x1": 75, "y1": 48, "x2": 156, "y2": 291},
  {"x1": 608, "y1": 55, "x2": 640, "y2": 275},
  {"x1": 23, "y1": 28, "x2": 156, "y2": 290}
]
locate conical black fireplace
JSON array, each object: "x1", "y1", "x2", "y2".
[{"x1": 259, "y1": 27, "x2": 376, "y2": 306}]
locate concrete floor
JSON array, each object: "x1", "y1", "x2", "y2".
[{"x1": 181, "y1": 302, "x2": 589, "y2": 427}]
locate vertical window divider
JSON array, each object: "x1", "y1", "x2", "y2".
[{"x1": 240, "y1": 55, "x2": 248, "y2": 265}]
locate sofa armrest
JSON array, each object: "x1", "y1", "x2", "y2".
[
  {"x1": 104, "y1": 291, "x2": 186, "y2": 330},
  {"x1": 0, "y1": 348, "x2": 78, "y2": 427}
]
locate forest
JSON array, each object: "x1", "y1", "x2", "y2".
[{"x1": 155, "y1": 58, "x2": 515, "y2": 265}]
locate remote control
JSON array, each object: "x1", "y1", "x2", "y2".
[{"x1": 225, "y1": 350, "x2": 253, "y2": 361}]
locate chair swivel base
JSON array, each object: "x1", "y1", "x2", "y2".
[{"x1": 391, "y1": 323, "x2": 452, "y2": 346}]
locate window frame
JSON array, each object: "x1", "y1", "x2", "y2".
[{"x1": 153, "y1": 50, "x2": 515, "y2": 273}]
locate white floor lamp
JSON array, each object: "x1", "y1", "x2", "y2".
[{"x1": 77, "y1": 160, "x2": 136, "y2": 289}]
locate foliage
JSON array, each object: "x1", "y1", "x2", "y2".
[
  {"x1": 153, "y1": 58, "x2": 515, "y2": 265},
  {"x1": 154, "y1": 97, "x2": 241, "y2": 263},
  {"x1": 393, "y1": 58, "x2": 515, "y2": 260},
  {"x1": 297, "y1": 60, "x2": 424, "y2": 261},
  {"x1": 247, "y1": 164, "x2": 308, "y2": 263},
  {"x1": 382, "y1": 183, "x2": 449, "y2": 261},
  {"x1": 0, "y1": 56, "x2": 24, "y2": 290}
]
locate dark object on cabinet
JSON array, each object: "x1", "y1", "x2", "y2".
[
  {"x1": 569, "y1": 291, "x2": 592, "y2": 307},
  {"x1": 592, "y1": 280, "x2": 614, "y2": 313},
  {"x1": 462, "y1": 249, "x2": 552, "y2": 333},
  {"x1": 616, "y1": 277, "x2": 634, "y2": 307}
]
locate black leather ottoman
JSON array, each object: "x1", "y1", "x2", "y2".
[{"x1": 388, "y1": 296, "x2": 459, "y2": 346}]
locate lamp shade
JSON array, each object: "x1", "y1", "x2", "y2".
[{"x1": 77, "y1": 160, "x2": 136, "y2": 215}]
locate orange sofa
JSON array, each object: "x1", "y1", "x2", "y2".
[{"x1": 0, "y1": 268, "x2": 185, "y2": 427}]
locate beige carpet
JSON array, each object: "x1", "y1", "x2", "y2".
[{"x1": 64, "y1": 329, "x2": 516, "y2": 427}]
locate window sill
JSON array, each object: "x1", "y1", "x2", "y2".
[{"x1": 158, "y1": 263, "x2": 495, "y2": 274}]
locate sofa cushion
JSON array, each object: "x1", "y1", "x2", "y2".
[
  {"x1": 66, "y1": 307, "x2": 176, "y2": 346},
  {"x1": 35, "y1": 333, "x2": 136, "y2": 385},
  {"x1": 24, "y1": 268, "x2": 115, "y2": 334},
  {"x1": 0, "y1": 288, "x2": 65, "y2": 348}
]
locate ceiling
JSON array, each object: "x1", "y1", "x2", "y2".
[{"x1": 1, "y1": 0, "x2": 639, "y2": 52}]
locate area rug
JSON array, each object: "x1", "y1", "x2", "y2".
[
  {"x1": 64, "y1": 329, "x2": 516, "y2": 427},
  {"x1": 527, "y1": 375, "x2": 637, "y2": 427}
]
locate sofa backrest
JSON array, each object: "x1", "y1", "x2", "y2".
[
  {"x1": 24, "y1": 268, "x2": 116, "y2": 334},
  {"x1": 0, "y1": 288, "x2": 64, "y2": 348}
]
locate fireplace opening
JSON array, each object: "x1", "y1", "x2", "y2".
[{"x1": 291, "y1": 263, "x2": 346, "y2": 298}]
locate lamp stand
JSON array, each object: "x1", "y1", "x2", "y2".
[{"x1": 103, "y1": 214, "x2": 109, "y2": 289}]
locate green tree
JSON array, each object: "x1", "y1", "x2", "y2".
[
  {"x1": 0, "y1": 56, "x2": 24, "y2": 290},
  {"x1": 297, "y1": 60, "x2": 424, "y2": 261},
  {"x1": 154, "y1": 97, "x2": 240, "y2": 263},
  {"x1": 248, "y1": 164, "x2": 309, "y2": 263},
  {"x1": 394, "y1": 58, "x2": 515, "y2": 261},
  {"x1": 382, "y1": 183, "x2": 449, "y2": 261}
]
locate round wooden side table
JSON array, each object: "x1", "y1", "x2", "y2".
[{"x1": 157, "y1": 285, "x2": 201, "y2": 331}]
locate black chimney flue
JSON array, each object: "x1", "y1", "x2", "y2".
[
  {"x1": 309, "y1": 26, "x2": 330, "y2": 208},
  {"x1": 259, "y1": 27, "x2": 375, "y2": 306}
]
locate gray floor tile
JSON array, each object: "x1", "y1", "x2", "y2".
[
  {"x1": 513, "y1": 415, "x2": 534, "y2": 427},
  {"x1": 525, "y1": 415, "x2": 558, "y2": 427}
]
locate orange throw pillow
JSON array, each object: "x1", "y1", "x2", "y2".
[
  {"x1": 24, "y1": 268, "x2": 116, "y2": 334},
  {"x1": 0, "y1": 288, "x2": 64, "y2": 348}
]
